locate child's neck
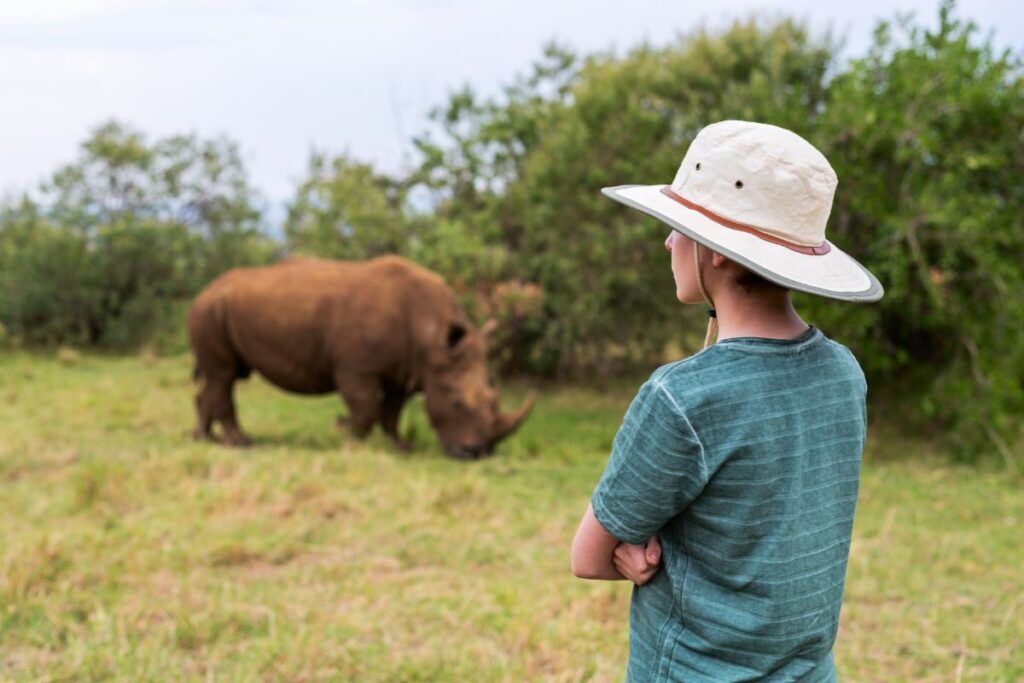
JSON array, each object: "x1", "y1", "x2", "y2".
[{"x1": 712, "y1": 286, "x2": 809, "y2": 342}]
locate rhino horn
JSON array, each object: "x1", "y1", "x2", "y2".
[{"x1": 490, "y1": 391, "x2": 538, "y2": 445}]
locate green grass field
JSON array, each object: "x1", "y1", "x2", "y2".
[{"x1": 1, "y1": 351, "x2": 1021, "y2": 681}]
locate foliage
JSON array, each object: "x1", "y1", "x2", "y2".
[
  {"x1": 516, "y1": 22, "x2": 837, "y2": 375},
  {"x1": 386, "y1": 3, "x2": 1023, "y2": 454},
  {"x1": 805, "y1": 2, "x2": 1024, "y2": 456},
  {"x1": 0, "y1": 122, "x2": 276, "y2": 347},
  {"x1": 284, "y1": 153, "x2": 411, "y2": 259}
]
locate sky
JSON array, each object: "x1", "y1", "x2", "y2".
[{"x1": 1, "y1": 0, "x2": 1021, "y2": 205}]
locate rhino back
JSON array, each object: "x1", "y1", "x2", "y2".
[{"x1": 196, "y1": 256, "x2": 451, "y2": 394}]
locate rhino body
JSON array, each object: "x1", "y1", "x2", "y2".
[{"x1": 187, "y1": 255, "x2": 533, "y2": 458}]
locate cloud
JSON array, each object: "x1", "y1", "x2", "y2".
[{"x1": 0, "y1": 0, "x2": 1020, "y2": 201}]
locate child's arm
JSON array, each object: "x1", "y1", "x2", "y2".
[
  {"x1": 571, "y1": 503, "x2": 661, "y2": 583},
  {"x1": 571, "y1": 503, "x2": 626, "y2": 580}
]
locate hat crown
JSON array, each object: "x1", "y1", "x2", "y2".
[{"x1": 670, "y1": 121, "x2": 837, "y2": 246}]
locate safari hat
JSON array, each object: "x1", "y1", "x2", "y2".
[{"x1": 602, "y1": 120, "x2": 883, "y2": 344}]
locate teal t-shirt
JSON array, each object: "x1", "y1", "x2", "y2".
[{"x1": 591, "y1": 325, "x2": 867, "y2": 682}]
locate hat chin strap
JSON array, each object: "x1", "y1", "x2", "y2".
[{"x1": 693, "y1": 242, "x2": 718, "y2": 348}]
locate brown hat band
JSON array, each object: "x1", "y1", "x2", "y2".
[{"x1": 659, "y1": 186, "x2": 831, "y2": 256}]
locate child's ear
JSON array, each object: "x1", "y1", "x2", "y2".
[{"x1": 711, "y1": 252, "x2": 729, "y2": 268}]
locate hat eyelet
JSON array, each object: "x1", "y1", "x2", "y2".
[
  {"x1": 735, "y1": 180, "x2": 744, "y2": 189},
  {"x1": 695, "y1": 162, "x2": 701, "y2": 170}
]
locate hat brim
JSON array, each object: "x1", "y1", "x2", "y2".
[{"x1": 602, "y1": 184, "x2": 884, "y2": 302}]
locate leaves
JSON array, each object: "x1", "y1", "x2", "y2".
[
  {"x1": 395, "y1": 4, "x2": 1024, "y2": 453},
  {"x1": 0, "y1": 121, "x2": 274, "y2": 347},
  {"x1": 284, "y1": 154, "x2": 409, "y2": 260}
]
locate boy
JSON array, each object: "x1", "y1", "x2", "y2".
[{"x1": 571, "y1": 121, "x2": 883, "y2": 682}]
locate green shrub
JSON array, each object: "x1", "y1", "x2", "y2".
[
  {"x1": 805, "y1": 3, "x2": 1024, "y2": 458},
  {"x1": 0, "y1": 122, "x2": 276, "y2": 348},
  {"x1": 402, "y1": 3, "x2": 1024, "y2": 455},
  {"x1": 410, "y1": 21, "x2": 837, "y2": 376},
  {"x1": 284, "y1": 153, "x2": 410, "y2": 259}
]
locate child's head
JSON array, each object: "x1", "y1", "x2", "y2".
[
  {"x1": 665, "y1": 230, "x2": 784, "y2": 305},
  {"x1": 603, "y1": 119, "x2": 883, "y2": 348}
]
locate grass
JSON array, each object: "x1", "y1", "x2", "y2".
[{"x1": 0, "y1": 351, "x2": 1021, "y2": 681}]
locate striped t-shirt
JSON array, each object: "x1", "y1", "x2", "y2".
[{"x1": 591, "y1": 325, "x2": 867, "y2": 682}]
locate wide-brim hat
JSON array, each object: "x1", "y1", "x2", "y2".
[{"x1": 602, "y1": 120, "x2": 883, "y2": 302}]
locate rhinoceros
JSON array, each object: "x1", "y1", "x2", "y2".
[{"x1": 187, "y1": 255, "x2": 535, "y2": 458}]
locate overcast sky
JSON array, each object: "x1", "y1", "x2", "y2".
[{"x1": 1, "y1": 0, "x2": 1021, "y2": 204}]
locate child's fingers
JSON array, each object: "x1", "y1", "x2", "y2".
[
  {"x1": 637, "y1": 566, "x2": 657, "y2": 585},
  {"x1": 613, "y1": 553, "x2": 647, "y2": 585},
  {"x1": 612, "y1": 556, "x2": 634, "y2": 582},
  {"x1": 645, "y1": 538, "x2": 661, "y2": 565}
]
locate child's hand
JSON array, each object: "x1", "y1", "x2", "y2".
[{"x1": 612, "y1": 535, "x2": 662, "y2": 585}]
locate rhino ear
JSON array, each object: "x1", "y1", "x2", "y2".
[
  {"x1": 447, "y1": 323, "x2": 467, "y2": 349},
  {"x1": 479, "y1": 318, "x2": 498, "y2": 339}
]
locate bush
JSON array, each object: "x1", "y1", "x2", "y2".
[
  {"x1": 403, "y1": 3, "x2": 1024, "y2": 455},
  {"x1": 410, "y1": 21, "x2": 837, "y2": 376},
  {"x1": 805, "y1": 3, "x2": 1024, "y2": 457},
  {"x1": 0, "y1": 122, "x2": 277, "y2": 347},
  {"x1": 284, "y1": 153, "x2": 410, "y2": 260}
]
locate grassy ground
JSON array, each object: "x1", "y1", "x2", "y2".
[{"x1": 0, "y1": 351, "x2": 1021, "y2": 682}]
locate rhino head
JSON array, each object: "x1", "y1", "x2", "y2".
[{"x1": 422, "y1": 318, "x2": 536, "y2": 459}]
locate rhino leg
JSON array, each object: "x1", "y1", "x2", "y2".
[
  {"x1": 379, "y1": 381, "x2": 412, "y2": 451},
  {"x1": 335, "y1": 373, "x2": 380, "y2": 440},
  {"x1": 192, "y1": 409, "x2": 213, "y2": 441},
  {"x1": 197, "y1": 374, "x2": 251, "y2": 447},
  {"x1": 193, "y1": 377, "x2": 219, "y2": 441}
]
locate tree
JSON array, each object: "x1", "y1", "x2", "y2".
[
  {"x1": 808, "y1": 1, "x2": 1024, "y2": 458},
  {"x1": 284, "y1": 153, "x2": 410, "y2": 259},
  {"x1": 410, "y1": 3, "x2": 1024, "y2": 457},
  {"x1": 413, "y1": 21, "x2": 838, "y2": 376},
  {"x1": 0, "y1": 121, "x2": 273, "y2": 346}
]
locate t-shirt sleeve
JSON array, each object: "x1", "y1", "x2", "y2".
[{"x1": 591, "y1": 378, "x2": 708, "y2": 545}]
